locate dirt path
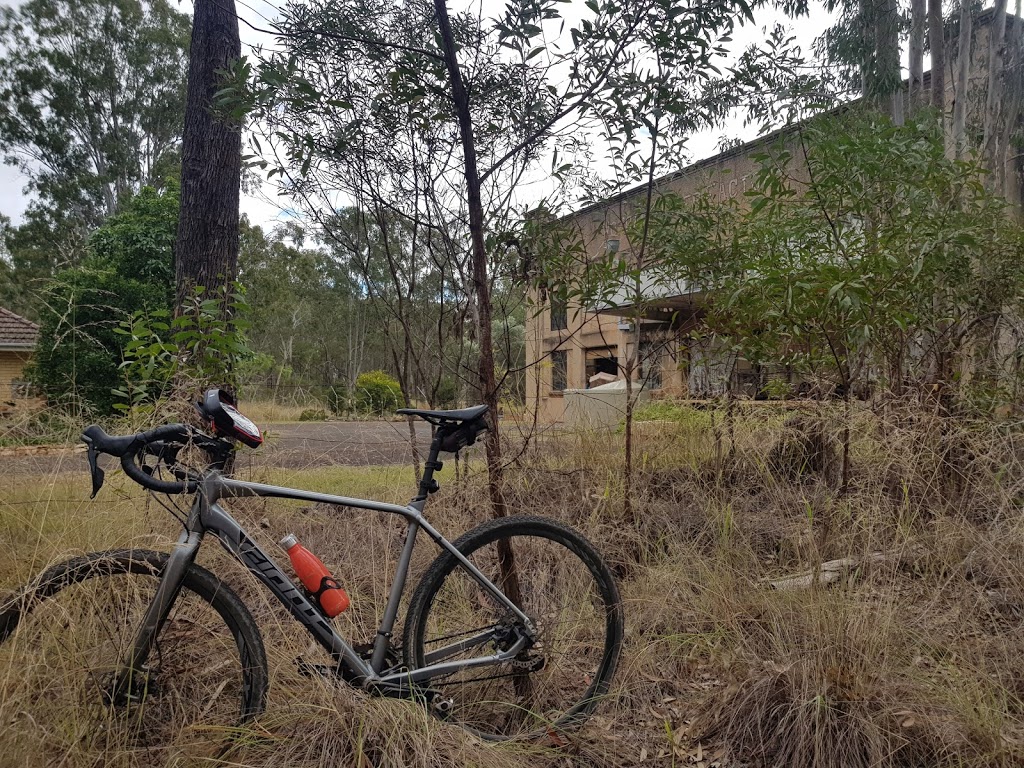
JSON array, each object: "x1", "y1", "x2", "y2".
[
  {"x1": 258, "y1": 420, "x2": 431, "y2": 469},
  {"x1": 0, "y1": 420, "x2": 432, "y2": 476}
]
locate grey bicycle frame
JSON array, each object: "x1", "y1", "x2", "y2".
[{"x1": 122, "y1": 445, "x2": 536, "y2": 690}]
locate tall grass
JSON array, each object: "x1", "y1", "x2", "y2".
[{"x1": 1, "y1": 402, "x2": 1023, "y2": 766}]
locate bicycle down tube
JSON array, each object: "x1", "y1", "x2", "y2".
[{"x1": 131, "y1": 472, "x2": 538, "y2": 687}]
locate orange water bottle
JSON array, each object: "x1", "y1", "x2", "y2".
[{"x1": 279, "y1": 534, "x2": 350, "y2": 616}]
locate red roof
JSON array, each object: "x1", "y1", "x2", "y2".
[{"x1": 0, "y1": 307, "x2": 39, "y2": 348}]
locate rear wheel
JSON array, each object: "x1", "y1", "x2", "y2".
[
  {"x1": 404, "y1": 516, "x2": 623, "y2": 740},
  {"x1": 0, "y1": 549, "x2": 268, "y2": 767}
]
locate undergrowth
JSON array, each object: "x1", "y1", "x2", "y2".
[{"x1": 1, "y1": 401, "x2": 1023, "y2": 766}]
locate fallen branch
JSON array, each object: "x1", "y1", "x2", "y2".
[{"x1": 764, "y1": 552, "x2": 898, "y2": 590}]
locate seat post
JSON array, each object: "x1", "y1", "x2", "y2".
[{"x1": 415, "y1": 428, "x2": 447, "y2": 501}]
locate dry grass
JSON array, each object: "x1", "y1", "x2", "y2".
[
  {"x1": 242, "y1": 399, "x2": 325, "y2": 424},
  {"x1": 2, "y1": 402, "x2": 1024, "y2": 766}
]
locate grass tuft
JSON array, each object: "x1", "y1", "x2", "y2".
[{"x1": 3, "y1": 401, "x2": 1024, "y2": 765}]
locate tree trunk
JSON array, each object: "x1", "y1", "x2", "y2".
[
  {"x1": 433, "y1": 0, "x2": 508, "y2": 523},
  {"x1": 984, "y1": 0, "x2": 1010, "y2": 183},
  {"x1": 174, "y1": 0, "x2": 242, "y2": 311},
  {"x1": 860, "y1": 0, "x2": 875, "y2": 99},
  {"x1": 876, "y1": 0, "x2": 904, "y2": 123},
  {"x1": 999, "y1": 0, "x2": 1023, "y2": 193},
  {"x1": 910, "y1": 0, "x2": 926, "y2": 109},
  {"x1": 929, "y1": 0, "x2": 946, "y2": 114},
  {"x1": 433, "y1": 10, "x2": 530, "y2": 707},
  {"x1": 841, "y1": 388, "x2": 851, "y2": 495},
  {"x1": 623, "y1": 356, "x2": 635, "y2": 518},
  {"x1": 952, "y1": 2, "x2": 974, "y2": 158}
]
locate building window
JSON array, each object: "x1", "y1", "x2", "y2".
[
  {"x1": 551, "y1": 349, "x2": 568, "y2": 391},
  {"x1": 639, "y1": 341, "x2": 663, "y2": 390},
  {"x1": 550, "y1": 295, "x2": 567, "y2": 331},
  {"x1": 585, "y1": 347, "x2": 618, "y2": 387}
]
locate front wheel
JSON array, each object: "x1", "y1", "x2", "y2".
[
  {"x1": 404, "y1": 516, "x2": 623, "y2": 740},
  {"x1": 0, "y1": 549, "x2": 269, "y2": 767}
]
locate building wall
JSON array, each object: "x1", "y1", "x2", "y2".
[
  {"x1": 526, "y1": 10, "x2": 1021, "y2": 423},
  {"x1": 0, "y1": 350, "x2": 32, "y2": 403},
  {"x1": 526, "y1": 131, "x2": 796, "y2": 423}
]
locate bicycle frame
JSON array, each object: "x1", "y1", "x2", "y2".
[{"x1": 121, "y1": 440, "x2": 536, "y2": 692}]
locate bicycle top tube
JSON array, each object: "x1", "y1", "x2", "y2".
[{"x1": 205, "y1": 474, "x2": 421, "y2": 519}]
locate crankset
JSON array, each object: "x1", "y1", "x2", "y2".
[
  {"x1": 294, "y1": 641, "x2": 404, "y2": 682},
  {"x1": 364, "y1": 676, "x2": 454, "y2": 718},
  {"x1": 292, "y1": 643, "x2": 454, "y2": 716}
]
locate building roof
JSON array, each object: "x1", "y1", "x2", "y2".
[
  {"x1": 565, "y1": 5, "x2": 1017, "y2": 222},
  {"x1": 0, "y1": 307, "x2": 39, "y2": 350}
]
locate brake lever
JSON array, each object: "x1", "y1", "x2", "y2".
[{"x1": 83, "y1": 438, "x2": 105, "y2": 499}]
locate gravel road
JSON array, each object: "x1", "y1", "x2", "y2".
[{"x1": 1, "y1": 420, "x2": 432, "y2": 476}]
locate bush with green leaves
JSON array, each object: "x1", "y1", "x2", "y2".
[
  {"x1": 434, "y1": 375, "x2": 459, "y2": 409},
  {"x1": 29, "y1": 185, "x2": 177, "y2": 414},
  {"x1": 113, "y1": 287, "x2": 251, "y2": 415},
  {"x1": 723, "y1": 112, "x2": 1024, "y2": 399},
  {"x1": 324, "y1": 384, "x2": 351, "y2": 415},
  {"x1": 354, "y1": 370, "x2": 402, "y2": 416}
]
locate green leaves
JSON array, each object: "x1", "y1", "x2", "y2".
[
  {"x1": 113, "y1": 286, "x2": 252, "y2": 416},
  {"x1": 0, "y1": 0, "x2": 189, "y2": 232},
  {"x1": 720, "y1": 111, "x2": 1024, "y2": 394},
  {"x1": 29, "y1": 183, "x2": 178, "y2": 414}
]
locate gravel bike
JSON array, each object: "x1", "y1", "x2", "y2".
[{"x1": 0, "y1": 390, "x2": 623, "y2": 761}]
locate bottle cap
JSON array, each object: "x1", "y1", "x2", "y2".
[{"x1": 279, "y1": 533, "x2": 298, "y2": 550}]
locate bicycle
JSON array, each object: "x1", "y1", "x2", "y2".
[{"x1": 0, "y1": 389, "x2": 623, "y2": 762}]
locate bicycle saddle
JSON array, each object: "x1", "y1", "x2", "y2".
[{"x1": 396, "y1": 404, "x2": 488, "y2": 425}]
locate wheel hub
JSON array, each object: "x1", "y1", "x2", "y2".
[{"x1": 98, "y1": 667, "x2": 157, "y2": 708}]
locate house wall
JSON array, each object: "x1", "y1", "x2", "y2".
[
  {"x1": 0, "y1": 350, "x2": 32, "y2": 403},
  {"x1": 526, "y1": 132, "x2": 797, "y2": 423},
  {"x1": 525, "y1": 10, "x2": 1021, "y2": 423}
]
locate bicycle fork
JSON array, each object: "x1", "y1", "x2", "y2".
[{"x1": 105, "y1": 530, "x2": 201, "y2": 706}]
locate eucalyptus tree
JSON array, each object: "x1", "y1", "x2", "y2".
[
  {"x1": 322, "y1": 206, "x2": 467, "y2": 476},
  {"x1": 175, "y1": 0, "x2": 243, "y2": 323},
  {"x1": 238, "y1": 218, "x2": 364, "y2": 397},
  {"x1": 521, "y1": 13, "x2": 808, "y2": 517},
  {"x1": 233, "y1": 0, "x2": 808, "y2": 521},
  {"x1": 718, "y1": 113, "x2": 1023, "y2": 489},
  {"x1": 0, "y1": 0, "x2": 189, "y2": 255},
  {"x1": 813, "y1": 0, "x2": 903, "y2": 121}
]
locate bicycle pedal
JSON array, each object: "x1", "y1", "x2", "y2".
[{"x1": 431, "y1": 696, "x2": 454, "y2": 718}]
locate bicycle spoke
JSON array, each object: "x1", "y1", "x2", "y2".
[{"x1": 406, "y1": 518, "x2": 622, "y2": 740}]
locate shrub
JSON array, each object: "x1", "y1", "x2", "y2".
[
  {"x1": 434, "y1": 375, "x2": 459, "y2": 409},
  {"x1": 324, "y1": 384, "x2": 350, "y2": 415},
  {"x1": 354, "y1": 370, "x2": 402, "y2": 416},
  {"x1": 112, "y1": 287, "x2": 250, "y2": 416},
  {"x1": 29, "y1": 185, "x2": 177, "y2": 414}
]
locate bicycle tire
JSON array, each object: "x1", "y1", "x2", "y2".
[
  {"x1": 404, "y1": 515, "x2": 623, "y2": 741},
  {"x1": 0, "y1": 549, "x2": 269, "y2": 766}
]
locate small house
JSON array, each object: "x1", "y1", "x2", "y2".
[{"x1": 0, "y1": 306, "x2": 39, "y2": 410}]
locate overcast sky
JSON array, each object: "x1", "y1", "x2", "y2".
[{"x1": 0, "y1": 0, "x2": 837, "y2": 231}]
